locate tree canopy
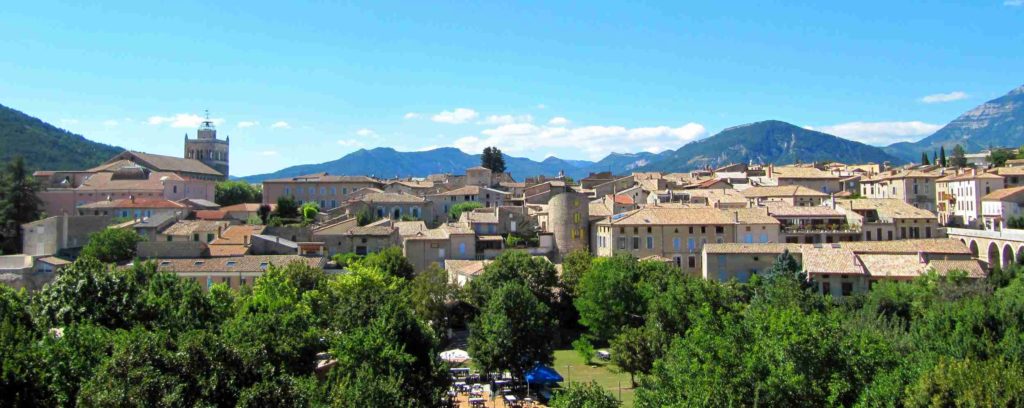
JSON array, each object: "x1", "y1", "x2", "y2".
[
  {"x1": 481, "y1": 146, "x2": 507, "y2": 173},
  {"x1": 214, "y1": 180, "x2": 262, "y2": 206}
]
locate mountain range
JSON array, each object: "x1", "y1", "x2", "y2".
[
  {"x1": 1, "y1": 84, "x2": 1022, "y2": 181},
  {"x1": 884, "y1": 84, "x2": 1024, "y2": 162},
  {"x1": 0, "y1": 104, "x2": 122, "y2": 171}
]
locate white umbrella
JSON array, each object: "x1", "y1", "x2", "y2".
[{"x1": 440, "y1": 349, "x2": 471, "y2": 364}]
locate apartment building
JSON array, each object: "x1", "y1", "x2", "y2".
[
  {"x1": 593, "y1": 207, "x2": 780, "y2": 276},
  {"x1": 981, "y1": 186, "x2": 1024, "y2": 230},
  {"x1": 403, "y1": 223, "x2": 477, "y2": 272},
  {"x1": 766, "y1": 165, "x2": 843, "y2": 193},
  {"x1": 833, "y1": 198, "x2": 941, "y2": 241},
  {"x1": 741, "y1": 185, "x2": 829, "y2": 207},
  {"x1": 702, "y1": 239, "x2": 983, "y2": 296},
  {"x1": 936, "y1": 170, "x2": 1005, "y2": 227},
  {"x1": 262, "y1": 173, "x2": 383, "y2": 210},
  {"x1": 859, "y1": 169, "x2": 941, "y2": 211},
  {"x1": 766, "y1": 202, "x2": 859, "y2": 244},
  {"x1": 156, "y1": 254, "x2": 326, "y2": 291}
]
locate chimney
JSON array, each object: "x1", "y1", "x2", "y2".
[
  {"x1": 830, "y1": 193, "x2": 836, "y2": 210},
  {"x1": 767, "y1": 164, "x2": 774, "y2": 178},
  {"x1": 243, "y1": 235, "x2": 250, "y2": 246},
  {"x1": 129, "y1": 194, "x2": 135, "y2": 203}
]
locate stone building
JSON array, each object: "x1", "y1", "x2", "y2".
[{"x1": 184, "y1": 114, "x2": 230, "y2": 177}]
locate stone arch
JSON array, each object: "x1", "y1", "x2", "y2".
[
  {"x1": 376, "y1": 206, "x2": 386, "y2": 218},
  {"x1": 988, "y1": 242, "x2": 1000, "y2": 270},
  {"x1": 960, "y1": 238, "x2": 967, "y2": 246},
  {"x1": 411, "y1": 206, "x2": 421, "y2": 218},
  {"x1": 969, "y1": 240, "x2": 979, "y2": 258},
  {"x1": 1003, "y1": 244, "x2": 1015, "y2": 270},
  {"x1": 392, "y1": 207, "x2": 402, "y2": 219},
  {"x1": 1018, "y1": 245, "x2": 1024, "y2": 265}
]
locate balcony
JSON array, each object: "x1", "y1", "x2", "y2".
[{"x1": 782, "y1": 223, "x2": 860, "y2": 234}]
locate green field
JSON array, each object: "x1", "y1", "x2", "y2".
[{"x1": 552, "y1": 349, "x2": 635, "y2": 407}]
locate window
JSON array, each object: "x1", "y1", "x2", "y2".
[
  {"x1": 193, "y1": 233, "x2": 199, "y2": 242},
  {"x1": 822, "y1": 282, "x2": 831, "y2": 295},
  {"x1": 759, "y1": 233, "x2": 768, "y2": 243},
  {"x1": 841, "y1": 282, "x2": 853, "y2": 296},
  {"x1": 331, "y1": 187, "x2": 337, "y2": 195},
  {"x1": 207, "y1": 233, "x2": 215, "y2": 242},
  {"x1": 715, "y1": 226, "x2": 725, "y2": 234},
  {"x1": 646, "y1": 236, "x2": 654, "y2": 249},
  {"x1": 321, "y1": 187, "x2": 327, "y2": 195},
  {"x1": 673, "y1": 238, "x2": 681, "y2": 251},
  {"x1": 632, "y1": 237, "x2": 640, "y2": 249},
  {"x1": 459, "y1": 242, "x2": 466, "y2": 255},
  {"x1": 688, "y1": 256, "x2": 696, "y2": 268},
  {"x1": 688, "y1": 238, "x2": 696, "y2": 252},
  {"x1": 689, "y1": 226, "x2": 694, "y2": 234},
  {"x1": 618, "y1": 237, "x2": 627, "y2": 249},
  {"x1": 701, "y1": 226, "x2": 706, "y2": 234},
  {"x1": 166, "y1": 236, "x2": 172, "y2": 242},
  {"x1": 744, "y1": 234, "x2": 753, "y2": 243}
]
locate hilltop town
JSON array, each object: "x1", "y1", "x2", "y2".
[{"x1": 5, "y1": 115, "x2": 1021, "y2": 296}]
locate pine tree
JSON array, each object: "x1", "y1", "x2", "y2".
[
  {"x1": 933, "y1": 150, "x2": 938, "y2": 165},
  {"x1": 940, "y1": 146, "x2": 947, "y2": 167},
  {"x1": 921, "y1": 152, "x2": 930, "y2": 165},
  {"x1": 481, "y1": 146, "x2": 506, "y2": 173},
  {"x1": 952, "y1": 144, "x2": 968, "y2": 168},
  {"x1": 0, "y1": 157, "x2": 43, "y2": 253}
]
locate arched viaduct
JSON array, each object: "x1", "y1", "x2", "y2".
[{"x1": 946, "y1": 227, "x2": 1024, "y2": 271}]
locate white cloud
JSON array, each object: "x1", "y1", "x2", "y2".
[
  {"x1": 403, "y1": 112, "x2": 421, "y2": 119},
  {"x1": 548, "y1": 117, "x2": 570, "y2": 126},
  {"x1": 337, "y1": 139, "x2": 363, "y2": 147},
  {"x1": 147, "y1": 113, "x2": 224, "y2": 128},
  {"x1": 259, "y1": 150, "x2": 279, "y2": 156},
  {"x1": 479, "y1": 114, "x2": 533, "y2": 125},
  {"x1": 920, "y1": 91, "x2": 968, "y2": 104},
  {"x1": 431, "y1": 108, "x2": 479, "y2": 124},
  {"x1": 808, "y1": 121, "x2": 942, "y2": 145},
  {"x1": 1006, "y1": 0, "x2": 1023, "y2": 6},
  {"x1": 237, "y1": 121, "x2": 259, "y2": 128},
  {"x1": 416, "y1": 145, "x2": 441, "y2": 152},
  {"x1": 536, "y1": 104, "x2": 547, "y2": 109},
  {"x1": 102, "y1": 120, "x2": 119, "y2": 127},
  {"x1": 355, "y1": 128, "x2": 378, "y2": 138},
  {"x1": 270, "y1": 121, "x2": 290, "y2": 129},
  {"x1": 454, "y1": 122, "x2": 706, "y2": 160}
]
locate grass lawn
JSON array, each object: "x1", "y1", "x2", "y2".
[{"x1": 552, "y1": 349, "x2": 635, "y2": 407}]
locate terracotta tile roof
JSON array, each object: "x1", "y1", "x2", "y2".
[
  {"x1": 742, "y1": 185, "x2": 829, "y2": 198},
  {"x1": 162, "y1": 220, "x2": 230, "y2": 236},
  {"x1": 112, "y1": 151, "x2": 222, "y2": 176},
  {"x1": 359, "y1": 192, "x2": 426, "y2": 204},
  {"x1": 195, "y1": 210, "x2": 229, "y2": 220},
  {"x1": 394, "y1": 221, "x2": 428, "y2": 237},
  {"x1": 406, "y1": 222, "x2": 474, "y2": 240},
  {"x1": 704, "y1": 243, "x2": 807, "y2": 254},
  {"x1": 462, "y1": 209, "x2": 499, "y2": 224},
  {"x1": 445, "y1": 259, "x2": 490, "y2": 277},
  {"x1": 611, "y1": 194, "x2": 634, "y2": 205},
  {"x1": 858, "y1": 254, "x2": 927, "y2": 278},
  {"x1": 78, "y1": 198, "x2": 186, "y2": 209},
  {"x1": 221, "y1": 203, "x2": 268, "y2": 212},
  {"x1": 927, "y1": 259, "x2": 986, "y2": 279},
  {"x1": 803, "y1": 247, "x2": 864, "y2": 275},
  {"x1": 155, "y1": 255, "x2": 325, "y2": 273},
  {"x1": 704, "y1": 239, "x2": 969, "y2": 256},
  {"x1": 76, "y1": 171, "x2": 183, "y2": 191},
  {"x1": 982, "y1": 186, "x2": 1024, "y2": 202},
  {"x1": 835, "y1": 198, "x2": 936, "y2": 220},
  {"x1": 937, "y1": 171, "x2": 1004, "y2": 182},
  {"x1": 772, "y1": 166, "x2": 839, "y2": 179},
  {"x1": 602, "y1": 207, "x2": 779, "y2": 226},
  {"x1": 765, "y1": 202, "x2": 844, "y2": 217},
  {"x1": 348, "y1": 219, "x2": 396, "y2": 236},
  {"x1": 264, "y1": 172, "x2": 378, "y2": 183},
  {"x1": 211, "y1": 225, "x2": 265, "y2": 246},
  {"x1": 862, "y1": 169, "x2": 942, "y2": 182}
]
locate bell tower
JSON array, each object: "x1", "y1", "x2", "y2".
[{"x1": 184, "y1": 110, "x2": 230, "y2": 177}]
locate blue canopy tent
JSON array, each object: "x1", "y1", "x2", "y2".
[{"x1": 524, "y1": 364, "x2": 564, "y2": 385}]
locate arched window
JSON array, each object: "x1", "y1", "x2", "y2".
[
  {"x1": 459, "y1": 242, "x2": 466, "y2": 255},
  {"x1": 392, "y1": 207, "x2": 401, "y2": 219},
  {"x1": 376, "y1": 207, "x2": 385, "y2": 217},
  {"x1": 411, "y1": 207, "x2": 421, "y2": 218}
]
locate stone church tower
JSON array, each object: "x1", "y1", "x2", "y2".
[{"x1": 184, "y1": 111, "x2": 230, "y2": 177}]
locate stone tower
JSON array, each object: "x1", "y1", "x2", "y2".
[
  {"x1": 547, "y1": 191, "x2": 590, "y2": 260},
  {"x1": 184, "y1": 111, "x2": 229, "y2": 177}
]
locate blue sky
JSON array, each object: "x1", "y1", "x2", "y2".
[{"x1": 1, "y1": 1, "x2": 1022, "y2": 176}]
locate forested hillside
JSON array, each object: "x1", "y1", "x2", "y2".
[{"x1": 0, "y1": 104, "x2": 122, "y2": 171}]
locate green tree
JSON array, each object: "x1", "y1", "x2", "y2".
[
  {"x1": 257, "y1": 204, "x2": 272, "y2": 224},
  {"x1": 32, "y1": 257, "x2": 145, "y2": 329},
  {"x1": 360, "y1": 246, "x2": 416, "y2": 279},
  {"x1": 921, "y1": 151, "x2": 930, "y2": 165},
  {"x1": 0, "y1": 156, "x2": 43, "y2": 253},
  {"x1": 332, "y1": 252, "x2": 364, "y2": 269},
  {"x1": 449, "y1": 201, "x2": 483, "y2": 220},
  {"x1": 481, "y1": 146, "x2": 507, "y2": 173},
  {"x1": 952, "y1": 144, "x2": 968, "y2": 168},
  {"x1": 611, "y1": 325, "x2": 666, "y2": 387},
  {"x1": 468, "y1": 250, "x2": 559, "y2": 307},
  {"x1": 572, "y1": 337, "x2": 597, "y2": 365},
  {"x1": 560, "y1": 249, "x2": 593, "y2": 299},
  {"x1": 468, "y1": 282, "x2": 556, "y2": 377},
  {"x1": 355, "y1": 207, "x2": 376, "y2": 226},
  {"x1": 940, "y1": 145, "x2": 948, "y2": 167},
  {"x1": 214, "y1": 180, "x2": 262, "y2": 206},
  {"x1": 275, "y1": 195, "x2": 299, "y2": 219},
  {"x1": 933, "y1": 150, "x2": 938, "y2": 166},
  {"x1": 300, "y1": 201, "x2": 319, "y2": 222},
  {"x1": 79, "y1": 227, "x2": 144, "y2": 263},
  {"x1": 989, "y1": 148, "x2": 1013, "y2": 168},
  {"x1": 904, "y1": 358, "x2": 1024, "y2": 407},
  {"x1": 574, "y1": 255, "x2": 646, "y2": 341},
  {"x1": 549, "y1": 381, "x2": 621, "y2": 408},
  {"x1": 409, "y1": 264, "x2": 457, "y2": 335}
]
